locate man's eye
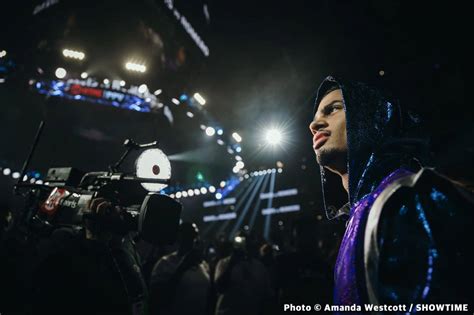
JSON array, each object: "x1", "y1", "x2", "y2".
[{"x1": 325, "y1": 105, "x2": 341, "y2": 115}]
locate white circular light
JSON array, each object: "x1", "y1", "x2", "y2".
[
  {"x1": 209, "y1": 186, "x2": 216, "y2": 193},
  {"x1": 215, "y1": 192, "x2": 222, "y2": 200},
  {"x1": 138, "y1": 84, "x2": 148, "y2": 94},
  {"x1": 278, "y1": 168, "x2": 283, "y2": 173},
  {"x1": 232, "y1": 166, "x2": 240, "y2": 173},
  {"x1": 220, "y1": 181, "x2": 226, "y2": 188},
  {"x1": 217, "y1": 129, "x2": 223, "y2": 135},
  {"x1": 188, "y1": 189, "x2": 194, "y2": 197},
  {"x1": 120, "y1": 80, "x2": 126, "y2": 86},
  {"x1": 55, "y1": 67, "x2": 67, "y2": 79},
  {"x1": 3, "y1": 168, "x2": 11, "y2": 176},
  {"x1": 265, "y1": 128, "x2": 282, "y2": 145},
  {"x1": 176, "y1": 192, "x2": 182, "y2": 198},
  {"x1": 236, "y1": 161, "x2": 244, "y2": 169},
  {"x1": 81, "y1": 72, "x2": 88, "y2": 79},
  {"x1": 182, "y1": 191, "x2": 188, "y2": 198},
  {"x1": 103, "y1": 78, "x2": 110, "y2": 84},
  {"x1": 169, "y1": 194, "x2": 175, "y2": 198},
  {"x1": 12, "y1": 172, "x2": 20, "y2": 179},
  {"x1": 200, "y1": 187, "x2": 207, "y2": 194},
  {"x1": 135, "y1": 148, "x2": 171, "y2": 192},
  {"x1": 36, "y1": 180, "x2": 44, "y2": 185},
  {"x1": 194, "y1": 189, "x2": 200, "y2": 195},
  {"x1": 205, "y1": 127, "x2": 216, "y2": 136}
]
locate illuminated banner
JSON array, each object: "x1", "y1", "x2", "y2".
[
  {"x1": 203, "y1": 212, "x2": 236, "y2": 222},
  {"x1": 261, "y1": 204, "x2": 301, "y2": 215},
  {"x1": 260, "y1": 188, "x2": 298, "y2": 200},
  {"x1": 34, "y1": 78, "x2": 160, "y2": 112},
  {"x1": 203, "y1": 197, "x2": 236, "y2": 208}
]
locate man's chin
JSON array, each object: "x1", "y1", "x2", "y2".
[{"x1": 316, "y1": 147, "x2": 347, "y2": 168}]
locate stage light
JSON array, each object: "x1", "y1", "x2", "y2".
[
  {"x1": 125, "y1": 62, "x2": 146, "y2": 73},
  {"x1": 55, "y1": 67, "x2": 67, "y2": 79},
  {"x1": 217, "y1": 139, "x2": 224, "y2": 145},
  {"x1": 62, "y1": 49, "x2": 85, "y2": 60},
  {"x1": 12, "y1": 172, "x2": 20, "y2": 179},
  {"x1": 217, "y1": 129, "x2": 223, "y2": 135},
  {"x1": 235, "y1": 146, "x2": 242, "y2": 153},
  {"x1": 278, "y1": 168, "x2": 283, "y2": 173},
  {"x1": 194, "y1": 189, "x2": 200, "y2": 195},
  {"x1": 200, "y1": 124, "x2": 206, "y2": 130},
  {"x1": 232, "y1": 132, "x2": 242, "y2": 142},
  {"x1": 36, "y1": 180, "x2": 43, "y2": 185},
  {"x1": 379, "y1": 70, "x2": 385, "y2": 76},
  {"x1": 205, "y1": 127, "x2": 216, "y2": 136},
  {"x1": 176, "y1": 192, "x2": 182, "y2": 198},
  {"x1": 182, "y1": 191, "x2": 188, "y2": 198},
  {"x1": 235, "y1": 155, "x2": 242, "y2": 161},
  {"x1": 186, "y1": 112, "x2": 194, "y2": 118},
  {"x1": 276, "y1": 161, "x2": 284, "y2": 168},
  {"x1": 232, "y1": 166, "x2": 240, "y2": 173},
  {"x1": 154, "y1": 89, "x2": 162, "y2": 95},
  {"x1": 0, "y1": 50, "x2": 6, "y2": 58},
  {"x1": 172, "y1": 98, "x2": 180, "y2": 105},
  {"x1": 81, "y1": 72, "x2": 88, "y2": 79},
  {"x1": 209, "y1": 185, "x2": 216, "y2": 193},
  {"x1": 193, "y1": 93, "x2": 206, "y2": 105},
  {"x1": 138, "y1": 84, "x2": 148, "y2": 94},
  {"x1": 23, "y1": 175, "x2": 28, "y2": 181},
  {"x1": 244, "y1": 174, "x2": 249, "y2": 179},
  {"x1": 188, "y1": 189, "x2": 194, "y2": 197},
  {"x1": 30, "y1": 178, "x2": 36, "y2": 184},
  {"x1": 103, "y1": 78, "x2": 110, "y2": 85},
  {"x1": 170, "y1": 194, "x2": 175, "y2": 198},
  {"x1": 265, "y1": 128, "x2": 282, "y2": 145},
  {"x1": 220, "y1": 181, "x2": 226, "y2": 188},
  {"x1": 236, "y1": 161, "x2": 244, "y2": 169},
  {"x1": 200, "y1": 187, "x2": 207, "y2": 194},
  {"x1": 120, "y1": 80, "x2": 126, "y2": 87},
  {"x1": 215, "y1": 192, "x2": 222, "y2": 200}
]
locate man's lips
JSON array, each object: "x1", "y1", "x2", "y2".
[{"x1": 313, "y1": 132, "x2": 330, "y2": 150}]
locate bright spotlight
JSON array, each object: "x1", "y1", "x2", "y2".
[
  {"x1": 265, "y1": 128, "x2": 282, "y2": 145},
  {"x1": 182, "y1": 191, "x2": 188, "y2": 198},
  {"x1": 235, "y1": 146, "x2": 242, "y2": 153},
  {"x1": 188, "y1": 189, "x2": 194, "y2": 197},
  {"x1": 193, "y1": 92, "x2": 206, "y2": 105},
  {"x1": 217, "y1": 139, "x2": 225, "y2": 145},
  {"x1": 200, "y1": 187, "x2": 207, "y2": 194},
  {"x1": 81, "y1": 72, "x2": 88, "y2": 79},
  {"x1": 12, "y1": 171, "x2": 20, "y2": 179},
  {"x1": 176, "y1": 192, "x2": 182, "y2": 198},
  {"x1": 209, "y1": 186, "x2": 216, "y2": 193},
  {"x1": 154, "y1": 89, "x2": 162, "y2": 95},
  {"x1": 232, "y1": 166, "x2": 240, "y2": 173},
  {"x1": 0, "y1": 50, "x2": 6, "y2": 58},
  {"x1": 236, "y1": 161, "x2": 244, "y2": 169},
  {"x1": 278, "y1": 168, "x2": 283, "y2": 173},
  {"x1": 138, "y1": 84, "x2": 148, "y2": 94},
  {"x1": 36, "y1": 180, "x2": 44, "y2": 185},
  {"x1": 169, "y1": 194, "x2": 175, "y2": 198},
  {"x1": 194, "y1": 189, "x2": 200, "y2": 195},
  {"x1": 186, "y1": 112, "x2": 194, "y2": 118},
  {"x1": 215, "y1": 192, "x2": 222, "y2": 200},
  {"x1": 55, "y1": 67, "x2": 67, "y2": 79},
  {"x1": 217, "y1": 129, "x2": 223, "y2": 135},
  {"x1": 125, "y1": 61, "x2": 146, "y2": 73},
  {"x1": 62, "y1": 49, "x2": 85, "y2": 60},
  {"x1": 120, "y1": 80, "x2": 126, "y2": 87},
  {"x1": 232, "y1": 132, "x2": 242, "y2": 142},
  {"x1": 205, "y1": 127, "x2": 216, "y2": 136},
  {"x1": 103, "y1": 78, "x2": 110, "y2": 85},
  {"x1": 220, "y1": 181, "x2": 226, "y2": 188},
  {"x1": 235, "y1": 155, "x2": 242, "y2": 161}
]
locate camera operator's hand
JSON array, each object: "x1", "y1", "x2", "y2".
[{"x1": 85, "y1": 197, "x2": 121, "y2": 241}]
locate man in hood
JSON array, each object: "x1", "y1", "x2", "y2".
[{"x1": 309, "y1": 76, "x2": 473, "y2": 311}]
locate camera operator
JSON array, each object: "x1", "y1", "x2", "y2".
[
  {"x1": 149, "y1": 222, "x2": 211, "y2": 315},
  {"x1": 214, "y1": 231, "x2": 273, "y2": 315},
  {"x1": 30, "y1": 197, "x2": 148, "y2": 315}
]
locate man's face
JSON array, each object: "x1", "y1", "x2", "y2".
[{"x1": 309, "y1": 89, "x2": 348, "y2": 170}]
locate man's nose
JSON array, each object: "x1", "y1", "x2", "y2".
[{"x1": 309, "y1": 119, "x2": 327, "y2": 134}]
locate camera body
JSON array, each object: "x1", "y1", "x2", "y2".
[{"x1": 22, "y1": 167, "x2": 181, "y2": 245}]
